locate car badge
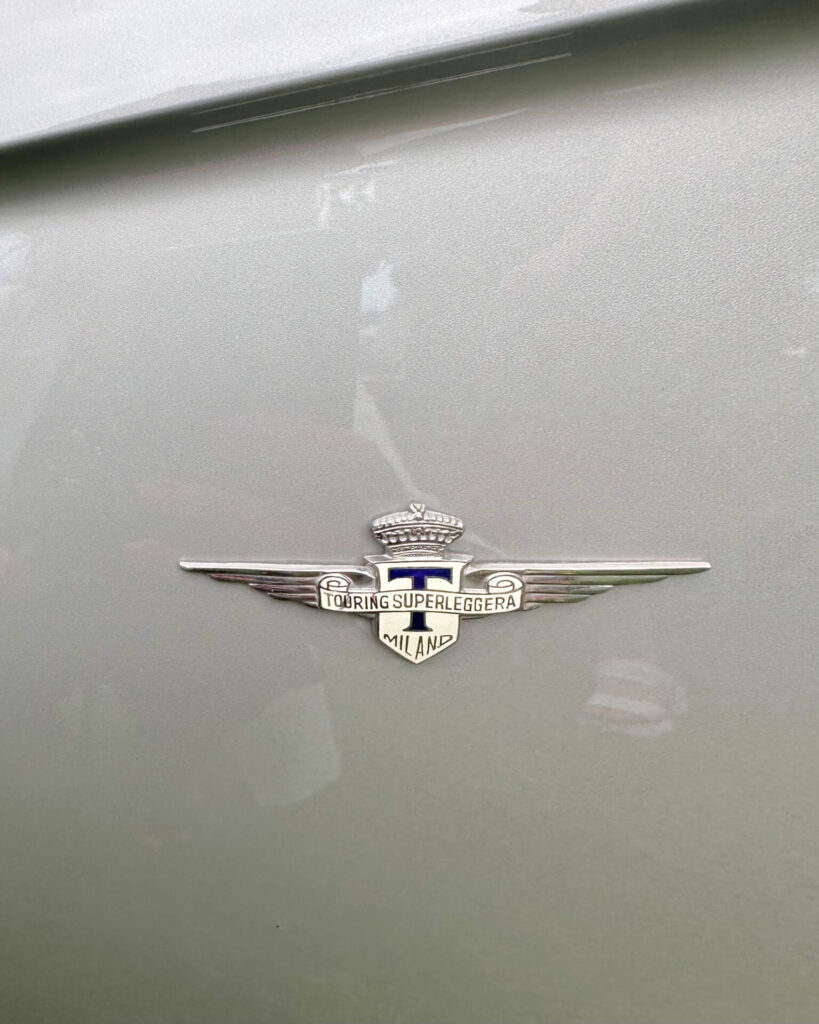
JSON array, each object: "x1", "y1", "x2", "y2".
[{"x1": 180, "y1": 503, "x2": 710, "y2": 664}]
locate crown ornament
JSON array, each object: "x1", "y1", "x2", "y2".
[{"x1": 371, "y1": 503, "x2": 464, "y2": 556}]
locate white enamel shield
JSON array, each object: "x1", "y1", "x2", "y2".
[{"x1": 369, "y1": 555, "x2": 470, "y2": 664}]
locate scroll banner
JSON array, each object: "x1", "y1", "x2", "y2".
[{"x1": 319, "y1": 573, "x2": 523, "y2": 615}]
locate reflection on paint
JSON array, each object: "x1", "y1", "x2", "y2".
[
  {"x1": 579, "y1": 658, "x2": 687, "y2": 738},
  {"x1": 215, "y1": 680, "x2": 340, "y2": 808}
]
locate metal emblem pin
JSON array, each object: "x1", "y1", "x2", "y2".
[{"x1": 180, "y1": 504, "x2": 710, "y2": 664}]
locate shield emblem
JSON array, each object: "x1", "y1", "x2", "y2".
[
  {"x1": 370, "y1": 555, "x2": 470, "y2": 663},
  {"x1": 181, "y1": 503, "x2": 710, "y2": 665}
]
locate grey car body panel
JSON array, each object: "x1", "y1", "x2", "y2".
[
  {"x1": 3, "y1": 0, "x2": 726, "y2": 147},
  {"x1": 1, "y1": 2, "x2": 817, "y2": 1021}
]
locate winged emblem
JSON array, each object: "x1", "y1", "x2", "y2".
[{"x1": 181, "y1": 503, "x2": 709, "y2": 664}]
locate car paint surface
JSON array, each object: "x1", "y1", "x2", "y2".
[
  {"x1": 3, "y1": 0, "x2": 698, "y2": 145},
  {"x1": 1, "y1": 4, "x2": 817, "y2": 1022}
]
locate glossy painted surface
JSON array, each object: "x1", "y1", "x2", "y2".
[
  {"x1": 4, "y1": 0, "x2": 695, "y2": 145},
  {"x1": 1, "y1": 6, "x2": 818, "y2": 1022}
]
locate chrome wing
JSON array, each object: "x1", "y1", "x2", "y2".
[
  {"x1": 463, "y1": 561, "x2": 710, "y2": 610},
  {"x1": 179, "y1": 561, "x2": 375, "y2": 608}
]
